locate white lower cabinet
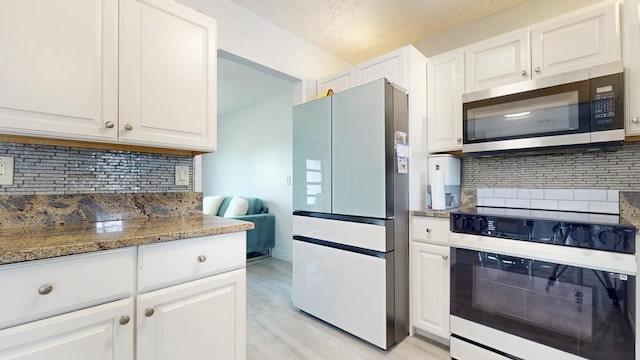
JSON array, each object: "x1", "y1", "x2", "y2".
[
  {"x1": 411, "y1": 242, "x2": 450, "y2": 340},
  {"x1": 137, "y1": 268, "x2": 246, "y2": 360},
  {"x1": 0, "y1": 298, "x2": 134, "y2": 360},
  {"x1": 0, "y1": 232, "x2": 247, "y2": 359},
  {"x1": 410, "y1": 216, "x2": 450, "y2": 341}
]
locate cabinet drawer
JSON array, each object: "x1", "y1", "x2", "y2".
[
  {"x1": 411, "y1": 216, "x2": 450, "y2": 245},
  {"x1": 137, "y1": 232, "x2": 246, "y2": 292},
  {"x1": 0, "y1": 248, "x2": 135, "y2": 330}
]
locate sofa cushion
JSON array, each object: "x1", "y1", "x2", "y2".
[
  {"x1": 202, "y1": 195, "x2": 224, "y2": 215},
  {"x1": 224, "y1": 196, "x2": 249, "y2": 217}
]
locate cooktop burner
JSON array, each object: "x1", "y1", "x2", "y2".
[{"x1": 451, "y1": 207, "x2": 636, "y2": 254}]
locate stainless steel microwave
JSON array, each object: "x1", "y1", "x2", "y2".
[{"x1": 462, "y1": 62, "x2": 624, "y2": 156}]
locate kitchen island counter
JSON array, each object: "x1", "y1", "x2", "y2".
[{"x1": 0, "y1": 215, "x2": 253, "y2": 265}]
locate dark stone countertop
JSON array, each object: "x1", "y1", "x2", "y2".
[{"x1": 0, "y1": 214, "x2": 254, "y2": 265}]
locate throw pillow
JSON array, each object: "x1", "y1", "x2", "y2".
[
  {"x1": 203, "y1": 195, "x2": 224, "y2": 215},
  {"x1": 224, "y1": 196, "x2": 249, "y2": 217}
]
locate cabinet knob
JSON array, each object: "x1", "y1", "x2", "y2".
[
  {"x1": 442, "y1": 255, "x2": 449, "y2": 261},
  {"x1": 119, "y1": 315, "x2": 130, "y2": 325},
  {"x1": 456, "y1": 137, "x2": 462, "y2": 143},
  {"x1": 38, "y1": 284, "x2": 53, "y2": 295},
  {"x1": 145, "y1": 307, "x2": 155, "y2": 317},
  {"x1": 534, "y1": 66, "x2": 541, "y2": 73},
  {"x1": 521, "y1": 70, "x2": 527, "y2": 76},
  {"x1": 426, "y1": 228, "x2": 432, "y2": 233},
  {"x1": 124, "y1": 124, "x2": 134, "y2": 131},
  {"x1": 632, "y1": 117, "x2": 639, "y2": 124},
  {"x1": 197, "y1": 255, "x2": 207, "y2": 263},
  {"x1": 104, "y1": 121, "x2": 115, "y2": 129}
]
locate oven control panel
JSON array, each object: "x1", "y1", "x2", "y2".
[{"x1": 450, "y1": 212, "x2": 636, "y2": 254}]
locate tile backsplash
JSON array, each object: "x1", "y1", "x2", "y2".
[
  {"x1": 477, "y1": 188, "x2": 620, "y2": 214},
  {"x1": 462, "y1": 142, "x2": 640, "y2": 191},
  {"x1": 0, "y1": 142, "x2": 193, "y2": 195}
]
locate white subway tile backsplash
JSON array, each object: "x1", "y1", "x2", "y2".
[
  {"x1": 574, "y1": 189, "x2": 607, "y2": 201},
  {"x1": 529, "y1": 189, "x2": 544, "y2": 199},
  {"x1": 589, "y1": 201, "x2": 619, "y2": 214},
  {"x1": 544, "y1": 189, "x2": 574, "y2": 200},
  {"x1": 494, "y1": 188, "x2": 518, "y2": 198},
  {"x1": 558, "y1": 200, "x2": 589, "y2": 212},
  {"x1": 607, "y1": 190, "x2": 619, "y2": 202},
  {"x1": 477, "y1": 198, "x2": 485, "y2": 206},
  {"x1": 505, "y1": 198, "x2": 530, "y2": 209},
  {"x1": 477, "y1": 188, "x2": 493, "y2": 198},
  {"x1": 484, "y1": 198, "x2": 505, "y2": 207},
  {"x1": 531, "y1": 199, "x2": 559, "y2": 210},
  {"x1": 517, "y1": 189, "x2": 530, "y2": 199}
]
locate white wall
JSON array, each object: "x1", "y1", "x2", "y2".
[
  {"x1": 202, "y1": 91, "x2": 294, "y2": 262},
  {"x1": 177, "y1": 0, "x2": 351, "y2": 102}
]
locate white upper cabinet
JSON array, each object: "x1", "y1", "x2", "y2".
[
  {"x1": 317, "y1": 70, "x2": 354, "y2": 96},
  {"x1": 119, "y1": 0, "x2": 217, "y2": 151},
  {"x1": 355, "y1": 47, "x2": 408, "y2": 90},
  {"x1": 0, "y1": 0, "x2": 118, "y2": 142},
  {"x1": 623, "y1": 0, "x2": 640, "y2": 135},
  {"x1": 464, "y1": 1, "x2": 621, "y2": 93},
  {"x1": 0, "y1": 0, "x2": 217, "y2": 152},
  {"x1": 464, "y1": 29, "x2": 531, "y2": 93},
  {"x1": 531, "y1": 1, "x2": 621, "y2": 79},
  {"x1": 427, "y1": 49, "x2": 464, "y2": 153}
]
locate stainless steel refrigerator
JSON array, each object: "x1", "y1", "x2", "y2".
[{"x1": 291, "y1": 78, "x2": 409, "y2": 350}]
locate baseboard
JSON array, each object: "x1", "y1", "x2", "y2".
[{"x1": 272, "y1": 248, "x2": 292, "y2": 262}]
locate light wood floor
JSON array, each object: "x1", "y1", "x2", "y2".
[{"x1": 246, "y1": 257, "x2": 451, "y2": 360}]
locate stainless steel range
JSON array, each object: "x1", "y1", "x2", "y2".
[{"x1": 449, "y1": 207, "x2": 637, "y2": 360}]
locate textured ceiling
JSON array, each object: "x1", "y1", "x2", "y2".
[{"x1": 228, "y1": 0, "x2": 529, "y2": 63}]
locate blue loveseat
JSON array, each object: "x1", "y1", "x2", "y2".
[{"x1": 214, "y1": 197, "x2": 275, "y2": 254}]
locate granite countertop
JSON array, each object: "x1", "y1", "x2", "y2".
[
  {"x1": 0, "y1": 214, "x2": 254, "y2": 265},
  {"x1": 411, "y1": 205, "x2": 475, "y2": 218}
]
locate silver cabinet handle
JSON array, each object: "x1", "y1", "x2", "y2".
[
  {"x1": 105, "y1": 121, "x2": 115, "y2": 129},
  {"x1": 632, "y1": 117, "x2": 639, "y2": 124},
  {"x1": 426, "y1": 228, "x2": 432, "y2": 233},
  {"x1": 38, "y1": 284, "x2": 53, "y2": 295},
  {"x1": 124, "y1": 124, "x2": 134, "y2": 131},
  {"x1": 534, "y1": 66, "x2": 541, "y2": 73},
  {"x1": 145, "y1": 307, "x2": 155, "y2": 317},
  {"x1": 456, "y1": 137, "x2": 462, "y2": 143},
  {"x1": 119, "y1": 315, "x2": 130, "y2": 325},
  {"x1": 521, "y1": 70, "x2": 527, "y2": 76},
  {"x1": 197, "y1": 255, "x2": 207, "y2": 263},
  {"x1": 442, "y1": 255, "x2": 449, "y2": 261}
]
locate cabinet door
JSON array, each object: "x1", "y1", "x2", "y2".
[
  {"x1": 411, "y1": 242, "x2": 449, "y2": 340},
  {"x1": 120, "y1": 0, "x2": 217, "y2": 151},
  {"x1": 137, "y1": 269, "x2": 246, "y2": 360},
  {"x1": 624, "y1": 0, "x2": 640, "y2": 135},
  {"x1": 355, "y1": 47, "x2": 408, "y2": 90},
  {"x1": 0, "y1": 298, "x2": 133, "y2": 360},
  {"x1": 427, "y1": 49, "x2": 463, "y2": 153},
  {"x1": 531, "y1": 1, "x2": 621, "y2": 79},
  {"x1": 464, "y1": 29, "x2": 531, "y2": 93},
  {"x1": 0, "y1": 0, "x2": 118, "y2": 142},
  {"x1": 292, "y1": 97, "x2": 332, "y2": 213},
  {"x1": 317, "y1": 70, "x2": 354, "y2": 96}
]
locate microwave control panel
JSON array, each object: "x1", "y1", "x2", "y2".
[
  {"x1": 590, "y1": 73, "x2": 623, "y2": 131},
  {"x1": 593, "y1": 86, "x2": 616, "y2": 124}
]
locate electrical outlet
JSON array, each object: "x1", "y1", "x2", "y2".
[
  {"x1": 175, "y1": 165, "x2": 190, "y2": 186},
  {"x1": 0, "y1": 156, "x2": 14, "y2": 185}
]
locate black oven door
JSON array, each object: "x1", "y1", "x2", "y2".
[{"x1": 450, "y1": 248, "x2": 635, "y2": 360}]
